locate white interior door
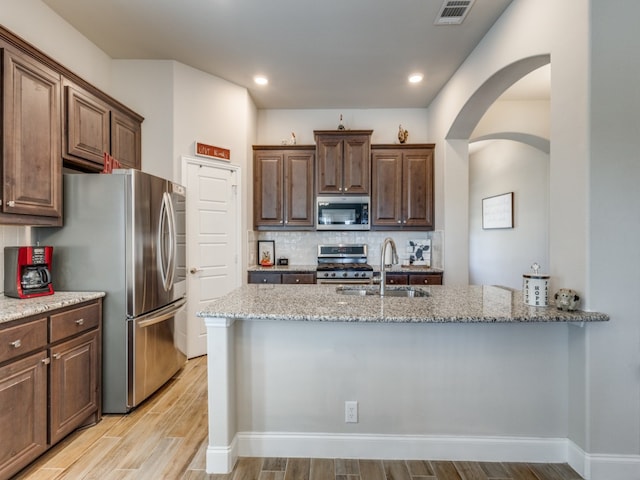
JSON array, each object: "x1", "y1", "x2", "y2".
[{"x1": 182, "y1": 156, "x2": 240, "y2": 358}]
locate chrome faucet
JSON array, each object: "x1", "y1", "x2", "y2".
[{"x1": 380, "y1": 237, "x2": 399, "y2": 296}]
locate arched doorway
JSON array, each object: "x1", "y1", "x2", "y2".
[{"x1": 443, "y1": 55, "x2": 551, "y2": 285}]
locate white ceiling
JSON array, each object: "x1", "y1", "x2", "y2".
[{"x1": 41, "y1": 0, "x2": 521, "y2": 110}]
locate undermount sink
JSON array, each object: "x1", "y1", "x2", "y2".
[{"x1": 335, "y1": 286, "x2": 429, "y2": 298}]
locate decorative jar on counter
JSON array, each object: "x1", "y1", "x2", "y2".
[{"x1": 523, "y1": 262, "x2": 549, "y2": 306}]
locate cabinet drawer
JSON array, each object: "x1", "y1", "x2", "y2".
[
  {"x1": 248, "y1": 272, "x2": 282, "y2": 284},
  {"x1": 282, "y1": 273, "x2": 316, "y2": 284},
  {"x1": 409, "y1": 274, "x2": 443, "y2": 286},
  {"x1": 0, "y1": 318, "x2": 48, "y2": 364},
  {"x1": 386, "y1": 274, "x2": 409, "y2": 285},
  {"x1": 50, "y1": 302, "x2": 100, "y2": 343}
]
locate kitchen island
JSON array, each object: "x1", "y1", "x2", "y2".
[{"x1": 198, "y1": 284, "x2": 608, "y2": 474}]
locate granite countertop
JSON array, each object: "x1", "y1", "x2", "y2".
[
  {"x1": 247, "y1": 265, "x2": 443, "y2": 274},
  {"x1": 375, "y1": 265, "x2": 443, "y2": 274},
  {"x1": 248, "y1": 264, "x2": 317, "y2": 273},
  {"x1": 0, "y1": 291, "x2": 106, "y2": 325},
  {"x1": 197, "y1": 284, "x2": 609, "y2": 323}
]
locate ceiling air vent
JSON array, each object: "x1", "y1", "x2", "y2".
[{"x1": 434, "y1": 0, "x2": 475, "y2": 25}]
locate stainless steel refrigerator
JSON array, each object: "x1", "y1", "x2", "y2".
[{"x1": 36, "y1": 170, "x2": 187, "y2": 413}]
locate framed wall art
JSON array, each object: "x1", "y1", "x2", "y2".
[
  {"x1": 482, "y1": 192, "x2": 514, "y2": 229},
  {"x1": 257, "y1": 240, "x2": 275, "y2": 266}
]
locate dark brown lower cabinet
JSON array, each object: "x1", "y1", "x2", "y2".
[
  {"x1": 0, "y1": 351, "x2": 48, "y2": 480},
  {"x1": 381, "y1": 272, "x2": 443, "y2": 285},
  {"x1": 248, "y1": 271, "x2": 316, "y2": 284},
  {"x1": 49, "y1": 329, "x2": 100, "y2": 445},
  {"x1": 0, "y1": 299, "x2": 102, "y2": 480}
]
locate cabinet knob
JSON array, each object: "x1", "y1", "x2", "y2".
[
  {"x1": 53, "y1": 353, "x2": 61, "y2": 360},
  {"x1": 295, "y1": 279, "x2": 300, "y2": 283},
  {"x1": 7, "y1": 200, "x2": 15, "y2": 207},
  {"x1": 190, "y1": 267, "x2": 201, "y2": 274},
  {"x1": 397, "y1": 220, "x2": 402, "y2": 224},
  {"x1": 10, "y1": 339, "x2": 21, "y2": 349},
  {"x1": 262, "y1": 279, "x2": 268, "y2": 283},
  {"x1": 344, "y1": 187, "x2": 348, "y2": 192},
  {"x1": 403, "y1": 220, "x2": 407, "y2": 224},
  {"x1": 423, "y1": 279, "x2": 429, "y2": 284},
  {"x1": 75, "y1": 318, "x2": 85, "y2": 326},
  {"x1": 42, "y1": 358, "x2": 51, "y2": 365}
]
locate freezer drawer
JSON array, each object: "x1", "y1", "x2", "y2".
[{"x1": 127, "y1": 298, "x2": 186, "y2": 409}]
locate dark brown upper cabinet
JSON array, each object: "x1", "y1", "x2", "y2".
[
  {"x1": 1, "y1": 46, "x2": 62, "y2": 225},
  {"x1": 64, "y1": 80, "x2": 142, "y2": 171},
  {"x1": 371, "y1": 144, "x2": 435, "y2": 230},
  {"x1": 253, "y1": 146, "x2": 315, "y2": 230},
  {"x1": 315, "y1": 130, "x2": 372, "y2": 195}
]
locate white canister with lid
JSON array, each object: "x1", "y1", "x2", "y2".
[{"x1": 523, "y1": 262, "x2": 550, "y2": 306}]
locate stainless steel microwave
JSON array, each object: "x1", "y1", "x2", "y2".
[{"x1": 316, "y1": 195, "x2": 370, "y2": 230}]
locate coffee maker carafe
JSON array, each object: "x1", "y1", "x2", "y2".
[{"x1": 4, "y1": 246, "x2": 54, "y2": 299}]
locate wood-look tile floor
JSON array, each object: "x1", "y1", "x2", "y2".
[{"x1": 14, "y1": 355, "x2": 584, "y2": 480}]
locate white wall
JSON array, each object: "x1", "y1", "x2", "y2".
[
  {"x1": 469, "y1": 140, "x2": 549, "y2": 288},
  {"x1": 586, "y1": 0, "x2": 640, "y2": 468},
  {"x1": 257, "y1": 108, "x2": 429, "y2": 146},
  {"x1": 469, "y1": 98, "x2": 550, "y2": 288},
  {"x1": 0, "y1": 0, "x2": 112, "y2": 92},
  {"x1": 235, "y1": 320, "x2": 569, "y2": 439},
  {"x1": 427, "y1": 0, "x2": 639, "y2": 476},
  {"x1": 111, "y1": 60, "x2": 175, "y2": 179}
]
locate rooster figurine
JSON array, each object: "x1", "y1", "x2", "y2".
[{"x1": 398, "y1": 125, "x2": 409, "y2": 143}]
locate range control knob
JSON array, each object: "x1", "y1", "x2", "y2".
[{"x1": 342, "y1": 272, "x2": 348, "y2": 278}]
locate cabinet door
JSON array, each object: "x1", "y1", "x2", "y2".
[
  {"x1": 342, "y1": 134, "x2": 370, "y2": 194},
  {"x1": 64, "y1": 83, "x2": 110, "y2": 169},
  {"x1": 0, "y1": 351, "x2": 48, "y2": 480},
  {"x1": 111, "y1": 108, "x2": 142, "y2": 169},
  {"x1": 402, "y1": 149, "x2": 434, "y2": 228},
  {"x1": 316, "y1": 136, "x2": 343, "y2": 194},
  {"x1": 284, "y1": 151, "x2": 314, "y2": 227},
  {"x1": 2, "y1": 47, "x2": 62, "y2": 218},
  {"x1": 371, "y1": 150, "x2": 403, "y2": 227},
  {"x1": 254, "y1": 151, "x2": 284, "y2": 227},
  {"x1": 49, "y1": 329, "x2": 99, "y2": 445}
]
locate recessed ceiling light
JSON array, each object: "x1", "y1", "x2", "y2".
[
  {"x1": 408, "y1": 73, "x2": 424, "y2": 84},
  {"x1": 254, "y1": 75, "x2": 268, "y2": 86}
]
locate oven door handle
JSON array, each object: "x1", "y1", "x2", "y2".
[{"x1": 135, "y1": 298, "x2": 186, "y2": 328}]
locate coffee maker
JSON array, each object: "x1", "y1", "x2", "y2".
[{"x1": 4, "y1": 246, "x2": 54, "y2": 299}]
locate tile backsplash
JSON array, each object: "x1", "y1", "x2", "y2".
[
  {"x1": 0, "y1": 226, "x2": 29, "y2": 293},
  {"x1": 249, "y1": 230, "x2": 443, "y2": 268}
]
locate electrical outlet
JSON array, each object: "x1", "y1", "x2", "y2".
[{"x1": 345, "y1": 400, "x2": 358, "y2": 423}]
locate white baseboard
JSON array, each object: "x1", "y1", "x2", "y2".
[
  {"x1": 568, "y1": 441, "x2": 640, "y2": 480},
  {"x1": 204, "y1": 432, "x2": 640, "y2": 479},
  {"x1": 235, "y1": 431, "x2": 567, "y2": 463},
  {"x1": 205, "y1": 437, "x2": 238, "y2": 475}
]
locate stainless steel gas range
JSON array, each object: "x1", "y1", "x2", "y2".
[{"x1": 316, "y1": 244, "x2": 374, "y2": 284}]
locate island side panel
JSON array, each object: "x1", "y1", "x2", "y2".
[
  {"x1": 232, "y1": 319, "x2": 569, "y2": 455},
  {"x1": 204, "y1": 317, "x2": 238, "y2": 474}
]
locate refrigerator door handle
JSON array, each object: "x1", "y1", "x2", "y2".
[
  {"x1": 135, "y1": 298, "x2": 186, "y2": 328},
  {"x1": 158, "y1": 191, "x2": 177, "y2": 292}
]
